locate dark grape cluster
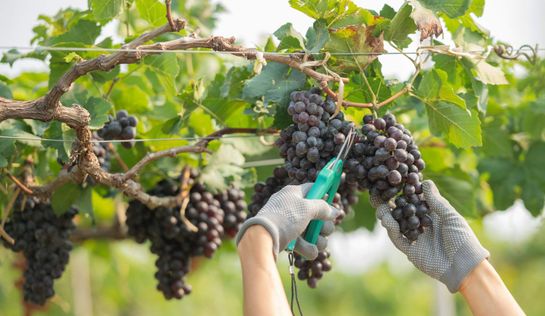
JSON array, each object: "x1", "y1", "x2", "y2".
[
  {"x1": 97, "y1": 110, "x2": 138, "y2": 148},
  {"x1": 126, "y1": 178, "x2": 195, "y2": 300},
  {"x1": 1, "y1": 198, "x2": 77, "y2": 305},
  {"x1": 294, "y1": 251, "x2": 332, "y2": 288},
  {"x1": 358, "y1": 113, "x2": 431, "y2": 241},
  {"x1": 277, "y1": 88, "x2": 359, "y2": 212},
  {"x1": 126, "y1": 170, "x2": 247, "y2": 300},
  {"x1": 214, "y1": 187, "x2": 247, "y2": 239},
  {"x1": 184, "y1": 182, "x2": 225, "y2": 258}
]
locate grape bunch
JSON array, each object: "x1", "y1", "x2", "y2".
[
  {"x1": 184, "y1": 182, "x2": 225, "y2": 258},
  {"x1": 358, "y1": 114, "x2": 431, "y2": 241},
  {"x1": 214, "y1": 187, "x2": 247, "y2": 239},
  {"x1": 126, "y1": 170, "x2": 248, "y2": 300},
  {"x1": 97, "y1": 110, "x2": 138, "y2": 148},
  {"x1": 276, "y1": 88, "x2": 359, "y2": 212},
  {"x1": 294, "y1": 251, "x2": 332, "y2": 288},
  {"x1": 1, "y1": 198, "x2": 77, "y2": 305},
  {"x1": 126, "y1": 178, "x2": 195, "y2": 300}
]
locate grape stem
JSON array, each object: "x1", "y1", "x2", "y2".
[{"x1": 5, "y1": 172, "x2": 34, "y2": 195}]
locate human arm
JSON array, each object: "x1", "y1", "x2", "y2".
[
  {"x1": 238, "y1": 225, "x2": 291, "y2": 316},
  {"x1": 460, "y1": 260, "x2": 525, "y2": 316},
  {"x1": 235, "y1": 183, "x2": 339, "y2": 315},
  {"x1": 375, "y1": 180, "x2": 524, "y2": 314}
]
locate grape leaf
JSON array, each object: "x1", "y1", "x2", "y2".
[
  {"x1": 90, "y1": 0, "x2": 123, "y2": 23},
  {"x1": 143, "y1": 54, "x2": 180, "y2": 95},
  {"x1": 0, "y1": 82, "x2": 12, "y2": 98},
  {"x1": 136, "y1": 0, "x2": 165, "y2": 26},
  {"x1": 42, "y1": 121, "x2": 70, "y2": 163},
  {"x1": 408, "y1": 0, "x2": 443, "y2": 40},
  {"x1": 426, "y1": 169, "x2": 477, "y2": 217},
  {"x1": 51, "y1": 183, "x2": 82, "y2": 215},
  {"x1": 478, "y1": 158, "x2": 521, "y2": 211},
  {"x1": 525, "y1": 141, "x2": 545, "y2": 186},
  {"x1": 425, "y1": 101, "x2": 482, "y2": 148},
  {"x1": 200, "y1": 144, "x2": 247, "y2": 192},
  {"x1": 86, "y1": 97, "x2": 113, "y2": 129},
  {"x1": 521, "y1": 178, "x2": 544, "y2": 216},
  {"x1": 419, "y1": 146, "x2": 455, "y2": 172},
  {"x1": 416, "y1": 0, "x2": 470, "y2": 18},
  {"x1": 305, "y1": 19, "x2": 329, "y2": 53},
  {"x1": 522, "y1": 100, "x2": 545, "y2": 140},
  {"x1": 48, "y1": 20, "x2": 101, "y2": 45},
  {"x1": 274, "y1": 23, "x2": 306, "y2": 51},
  {"x1": 74, "y1": 186, "x2": 95, "y2": 221},
  {"x1": 385, "y1": 3, "x2": 416, "y2": 49},
  {"x1": 242, "y1": 62, "x2": 306, "y2": 105},
  {"x1": 418, "y1": 69, "x2": 466, "y2": 109},
  {"x1": 481, "y1": 120, "x2": 512, "y2": 158}
]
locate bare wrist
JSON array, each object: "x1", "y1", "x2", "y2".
[{"x1": 238, "y1": 225, "x2": 275, "y2": 262}]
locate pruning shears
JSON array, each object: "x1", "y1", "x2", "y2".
[{"x1": 286, "y1": 127, "x2": 357, "y2": 253}]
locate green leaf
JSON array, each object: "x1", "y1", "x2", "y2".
[
  {"x1": 243, "y1": 62, "x2": 306, "y2": 105},
  {"x1": 48, "y1": 20, "x2": 101, "y2": 45},
  {"x1": 522, "y1": 99, "x2": 545, "y2": 139},
  {"x1": 274, "y1": 23, "x2": 306, "y2": 51},
  {"x1": 385, "y1": 3, "x2": 416, "y2": 49},
  {"x1": 521, "y1": 178, "x2": 544, "y2": 216},
  {"x1": 136, "y1": 0, "x2": 166, "y2": 26},
  {"x1": 51, "y1": 183, "x2": 82, "y2": 215},
  {"x1": 419, "y1": 146, "x2": 455, "y2": 172},
  {"x1": 380, "y1": 4, "x2": 396, "y2": 19},
  {"x1": 340, "y1": 191, "x2": 376, "y2": 231},
  {"x1": 482, "y1": 120, "x2": 512, "y2": 158},
  {"x1": 75, "y1": 186, "x2": 95, "y2": 221},
  {"x1": 478, "y1": 158, "x2": 521, "y2": 210},
  {"x1": 427, "y1": 169, "x2": 477, "y2": 217},
  {"x1": 91, "y1": 65, "x2": 120, "y2": 83},
  {"x1": 90, "y1": 0, "x2": 123, "y2": 22},
  {"x1": 425, "y1": 101, "x2": 482, "y2": 148},
  {"x1": 469, "y1": 0, "x2": 485, "y2": 17},
  {"x1": 467, "y1": 58, "x2": 508, "y2": 85},
  {"x1": 305, "y1": 20, "x2": 329, "y2": 53},
  {"x1": 188, "y1": 109, "x2": 214, "y2": 136},
  {"x1": 143, "y1": 54, "x2": 180, "y2": 95},
  {"x1": 416, "y1": 0, "x2": 470, "y2": 18},
  {"x1": 161, "y1": 115, "x2": 184, "y2": 135},
  {"x1": 200, "y1": 144, "x2": 246, "y2": 192},
  {"x1": 525, "y1": 141, "x2": 545, "y2": 186},
  {"x1": 418, "y1": 69, "x2": 466, "y2": 109},
  {"x1": 111, "y1": 85, "x2": 151, "y2": 112},
  {"x1": 0, "y1": 82, "x2": 12, "y2": 98},
  {"x1": 42, "y1": 121, "x2": 70, "y2": 163},
  {"x1": 86, "y1": 97, "x2": 113, "y2": 129}
]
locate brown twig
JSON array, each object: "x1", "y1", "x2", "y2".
[
  {"x1": 178, "y1": 167, "x2": 197, "y2": 232},
  {"x1": 0, "y1": 188, "x2": 19, "y2": 245},
  {"x1": 164, "y1": 0, "x2": 180, "y2": 31},
  {"x1": 6, "y1": 172, "x2": 33, "y2": 195}
]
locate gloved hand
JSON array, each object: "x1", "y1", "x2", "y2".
[
  {"x1": 236, "y1": 183, "x2": 339, "y2": 260},
  {"x1": 373, "y1": 180, "x2": 489, "y2": 292}
]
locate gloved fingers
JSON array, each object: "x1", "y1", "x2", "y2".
[
  {"x1": 316, "y1": 235, "x2": 328, "y2": 251},
  {"x1": 370, "y1": 193, "x2": 386, "y2": 209},
  {"x1": 379, "y1": 209, "x2": 410, "y2": 251},
  {"x1": 376, "y1": 203, "x2": 392, "y2": 221},
  {"x1": 299, "y1": 182, "x2": 315, "y2": 195},
  {"x1": 320, "y1": 220, "x2": 335, "y2": 236},
  {"x1": 422, "y1": 180, "x2": 458, "y2": 217},
  {"x1": 306, "y1": 199, "x2": 340, "y2": 221},
  {"x1": 294, "y1": 236, "x2": 319, "y2": 260}
]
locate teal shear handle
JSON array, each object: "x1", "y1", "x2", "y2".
[{"x1": 286, "y1": 158, "x2": 344, "y2": 253}]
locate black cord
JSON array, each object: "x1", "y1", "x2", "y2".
[{"x1": 288, "y1": 251, "x2": 303, "y2": 316}]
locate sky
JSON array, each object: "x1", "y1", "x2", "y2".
[{"x1": 0, "y1": 0, "x2": 544, "y2": 272}]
